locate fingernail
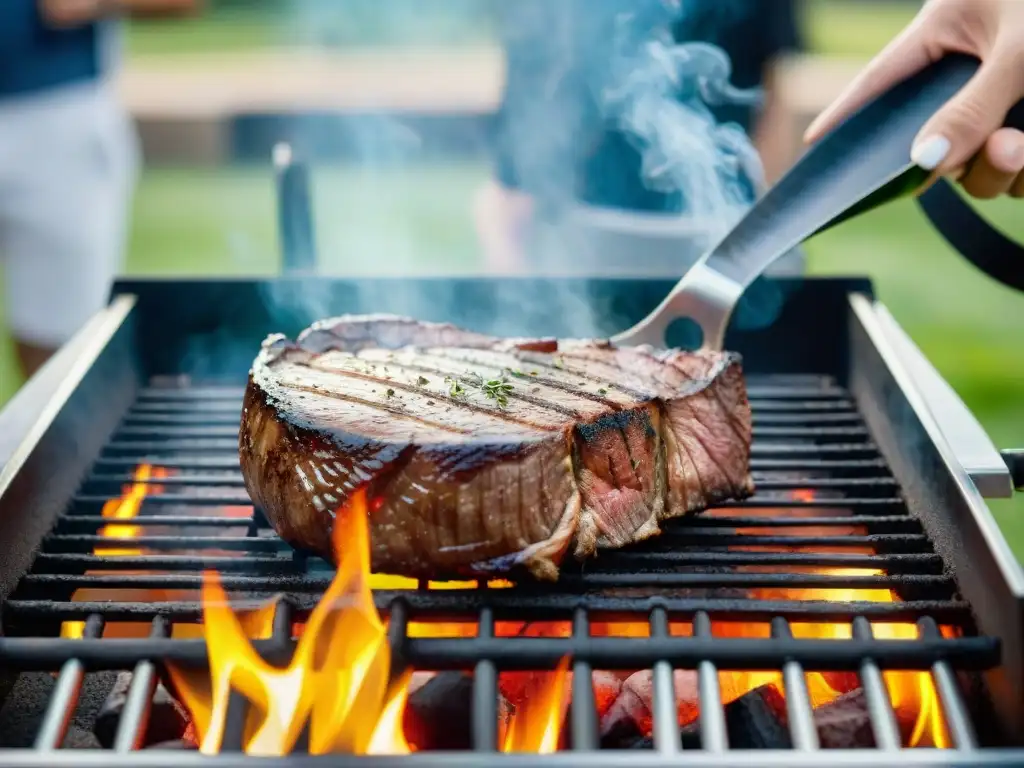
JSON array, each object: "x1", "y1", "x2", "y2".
[
  {"x1": 911, "y1": 134, "x2": 951, "y2": 170},
  {"x1": 1000, "y1": 140, "x2": 1024, "y2": 171}
]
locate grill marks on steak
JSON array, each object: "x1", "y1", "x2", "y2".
[{"x1": 239, "y1": 314, "x2": 753, "y2": 580}]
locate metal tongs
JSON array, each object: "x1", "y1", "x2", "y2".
[{"x1": 614, "y1": 53, "x2": 1024, "y2": 350}]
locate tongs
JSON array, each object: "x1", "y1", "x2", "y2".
[{"x1": 614, "y1": 53, "x2": 1024, "y2": 350}]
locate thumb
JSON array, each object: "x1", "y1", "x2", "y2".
[{"x1": 911, "y1": 52, "x2": 1024, "y2": 174}]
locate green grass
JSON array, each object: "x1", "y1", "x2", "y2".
[
  {"x1": 801, "y1": 0, "x2": 918, "y2": 58},
  {"x1": 124, "y1": 1, "x2": 922, "y2": 60}
]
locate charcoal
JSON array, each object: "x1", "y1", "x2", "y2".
[
  {"x1": 814, "y1": 689, "x2": 875, "y2": 749},
  {"x1": 0, "y1": 671, "x2": 117, "y2": 748},
  {"x1": 559, "y1": 671, "x2": 625, "y2": 749},
  {"x1": 678, "y1": 684, "x2": 790, "y2": 750},
  {"x1": 404, "y1": 672, "x2": 511, "y2": 751},
  {"x1": 599, "y1": 669, "x2": 698, "y2": 746},
  {"x1": 94, "y1": 671, "x2": 190, "y2": 749},
  {"x1": 62, "y1": 727, "x2": 101, "y2": 749},
  {"x1": 146, "y1": 739, "x2": 198, "y2": 750}
]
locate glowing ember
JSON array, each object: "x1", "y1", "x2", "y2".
[
  {"x1": 502, "y1": 657, "x2": 571, "y2": 753},
  {"x1": 166, "y1": 491, "x2": 410, "y2": 756},
  {"x1": 61, "y1": 464, "x2": 170, "y2": 638}
]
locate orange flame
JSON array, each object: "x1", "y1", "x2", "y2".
[
  {"x1": 166, "y1": 490, "x2": 410, "y2": 756},
  {"x1": 502, "y1": 657, "x2": 571, "y2": 753},
  {"x1": 61, "y1": 464, "x2": 169, "y2": 638},
  {"x1": 695, "y1": 567, "x2": 949, "y2": 747}
]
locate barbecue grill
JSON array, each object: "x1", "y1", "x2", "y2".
[{"x1": 0, "y1": 152, "x2": 1021, "y2": 767}]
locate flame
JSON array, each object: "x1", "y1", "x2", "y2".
[
  {"x1": 61, "y1": 464, "x2": 169, "y2": 638},
  {"x1": 502, "y1": 657, "x2": 571, "y2": 753},
  {"x1": 166, "y1": 490, "x2": 410, "y2": 756},
  {"x1": 696, "y1": 566, "x2": 949, "y2": 747}
]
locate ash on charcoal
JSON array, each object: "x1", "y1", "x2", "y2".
[
  {"x1": 599, "y1": 669, "x2": 698, "y2": 748},
  {"x1": 813, "y1": 689, "x2": 875, "y2": 749},
  {"x1": 559, "y1": 671, "x2": 623, "y2": 750},
  {"x1": 676, "y1": 685, "x2": 877, "y2": 750},
  {"x1": 0, "y1": 671, "x2": 118, "y2": 748},
  {"x1": 94, "y1": 671, "x2": 190, "y2": 749},
  {"x1": 63, "y1": 727, "x2": 102, "y2": 749},
  {"x1": 146, "y1": 740, "x2": 198, "y2": 750},
  {"x1": 404, "y1": 672, "x2": 511, "y2": 751}
]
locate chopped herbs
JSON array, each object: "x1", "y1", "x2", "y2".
[
  {"x1": 426, "y1": 400, "x2": 435, "y2": 406},
  {"x1": 597, "y1": 388, "x2": 608, "y2": 396},
  {"x1": 445, "y1": 377, "x2": 466, "y2": 398},
  {"x1": 385, "y1": 388, "x2": 395, "y2": 398},
  {"x1": 631, "y1": 458, "x2": 640, "y2": 470},
  {"x1": 529, "y1": 371, "x2": 538, "y2": 376},
  {"x1": 417, "y1": 376, "x2": 430, "y2": 386},
  {"x1": 482, "y1": 378, "x2": 515, "y2": 407}
]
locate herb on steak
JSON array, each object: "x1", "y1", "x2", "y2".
[
  {"x1": 417, "y1": 376, "x2": 430, "y2": 386},
  {"x1": 444, "y1": 377, "x2": 465, "y2": 398},
  {"x1": 482, "y1": 378, "x2": 514, "y2": 407}
]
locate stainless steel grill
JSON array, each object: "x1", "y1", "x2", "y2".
[{"x1": 0, "y1": 276, "x2": 1019, "y2": 766}]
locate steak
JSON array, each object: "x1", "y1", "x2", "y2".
[{"x1": 239, "y1": 314, "x2": 753, "y2": 580}]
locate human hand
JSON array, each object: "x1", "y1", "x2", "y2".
[
  {"x1": 472, "y1": 180, "x2": 536, "y2": 273},
  {"x1": 805, "y1": 0, "x2": 1024, "y2": 199}
]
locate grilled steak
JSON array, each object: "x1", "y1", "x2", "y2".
[{"x1": 239, "y1": 315, "x2": 753, "y2": 580}]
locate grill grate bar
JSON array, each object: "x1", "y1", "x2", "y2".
[
  {"x1": 919, "y1": 617, "x2": 977, "y2": 749},
  {"x1": 5, "y1": 596, "x2": 972, "y2": 624},
  {"x1": 80, "y1": 474, "x2": 900, "y2": 492},
  {"x1": 51, "y1": 514, "x2": 924, "y2": 533},
  {"x1": 113, "y1": 618, "x2": 168, "y2": 752},
  {"x1": 649, "y1": 608, "x2": 680, "y2": 754},
  {"x1": 471, "y1": 608, "x2": 498, "y2": 752},
  {"x1": 851, "y1": 617, "x2": 901, "y2": 750},
  {"x1": 18, "y1": 571, "x2": 954, "y2": 594},
  {"x1": 41, "y1": 531, "x2": 930, "y2": 554},
  {"x1": 570, "y1": 608, "x2": 599, "y2": 751},
  {"x1": 693, "y1": 612, "x2": 728, "y2": 752},
  {"x1": 32, "y1": 615, "x2": 103, "y2": 750},
  {"x1": 88, "y1": 456, "x2": 894, "y2": 473},
  {"x1": 772, "y1": 618, "x2": 820, "y2": 751},
  {"x1": 29, "y1": 549, "x2": 942, "y2": 574},
  {"x1": 0, "y1": 633, "x2": 997, "y2": 672}
]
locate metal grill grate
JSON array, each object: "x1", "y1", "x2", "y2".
[{"x1": 0, "y1": 373, "x2": 1001, "y2": 757}]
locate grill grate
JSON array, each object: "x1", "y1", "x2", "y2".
[{"x1": 0, "y1": 373, "x2": 1002, "y2": 757}]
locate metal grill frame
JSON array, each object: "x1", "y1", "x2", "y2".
[{"x1": 0, "y1": 276, "x2": 1021, "y2": 766}]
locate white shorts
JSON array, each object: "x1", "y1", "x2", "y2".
[{"x1": 0, "y1": 79, "x2": 139, "y2": 348}]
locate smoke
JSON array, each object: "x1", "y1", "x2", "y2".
[
  {"x1": 199, "y1": 0, "x2": 770, "y2": 373},
  {"x1": 593, "y1": 0, "x2": 763, "y2": 242}
]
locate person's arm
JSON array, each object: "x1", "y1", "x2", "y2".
[
  {"x1": 40, "y1": 0, "x2": 203, "y2": 27},
  {"x1": 748, "y1": 0, "x2": 804, "y2": 186}
]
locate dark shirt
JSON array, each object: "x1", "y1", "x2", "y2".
[
  {"x1": 0, "y1": 0, "x2": 102, "y2": 99},
  {"x1": 493, "y1": 0, "x2": 803, "y2": 215}
]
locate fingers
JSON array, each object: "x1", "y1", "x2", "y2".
[
  {"x1": 804, "y1": 14, "x2": 935, "y2": 143},
  {"x1": 958, "y1": 128, "x2": 1024, "y2": 198},
  {"x1": 910, "y1": 46, "x2": 1024, "y2": 175}
]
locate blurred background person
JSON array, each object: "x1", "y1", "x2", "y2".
[
  {"x1": 0, "y1": 0, "x2": 201, "y2": 379},
  {"x1": 474, "y1": 0, "x2": 804, "y2": 274}
]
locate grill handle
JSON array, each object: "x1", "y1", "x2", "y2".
[
  {"x1": 867, "y1": 300, "x2": 1015, "y2": 498},
  {"x1": 916, "y1": 98, "x2": 1024, "y2": 293},
  {"x1": 1003, "y1": 450, "x2": 1024, "y2": 492},
  {"x1": 273, "y1": 142, "x2": 318, "y2": 274}
]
